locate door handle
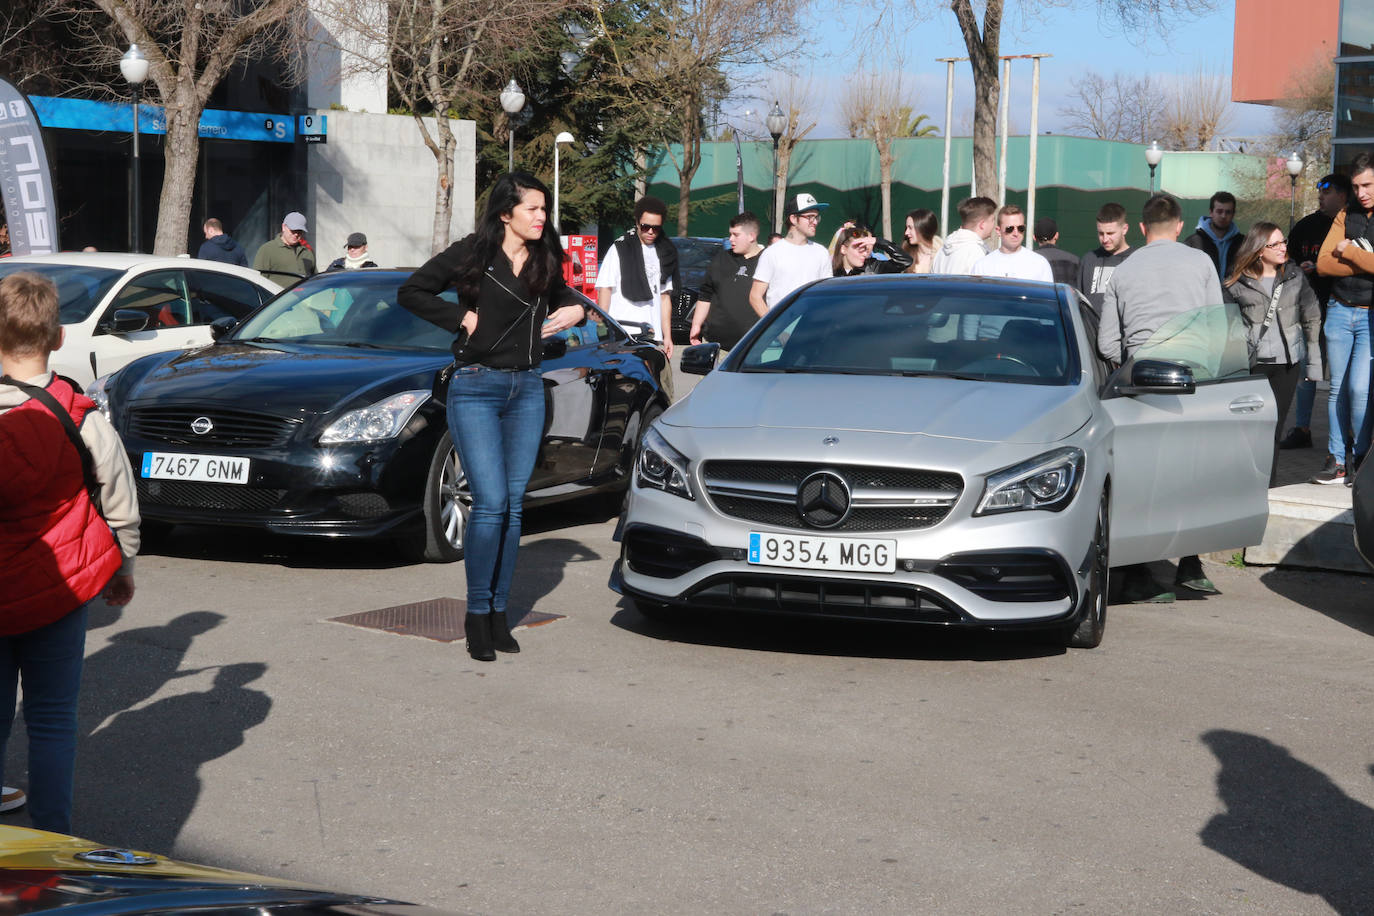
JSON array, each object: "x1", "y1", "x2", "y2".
[{"x1": 1228, "y1": 394, "x2": 1265, "y2": 414}]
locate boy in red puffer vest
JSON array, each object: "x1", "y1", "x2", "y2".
[{"x1": 0, "y1": 271, "x2": 139, "y2": 835}]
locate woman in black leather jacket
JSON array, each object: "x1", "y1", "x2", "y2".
[{"x1": 831, "y1": 224, "x2": 914, "y2": 276}]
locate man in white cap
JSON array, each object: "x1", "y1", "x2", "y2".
[
  {"x1": 749, "y1": 193, "x2": 831, "y2": 316},
  {"x1": 253, "y1": 210, "x2": 315, "y2": 283}
]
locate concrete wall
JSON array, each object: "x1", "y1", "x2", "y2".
[
  {"x1": 307, "y1": 110, "x2": 476, "y2": 268},
  {"x1": 306, "y1": 0, "x2": 388, "y2": 114}
]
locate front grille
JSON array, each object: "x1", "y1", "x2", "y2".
[
  {"x1": 934, "y1": 552, "x2": 1073, "y2": 603},
  {"x1": 683, "y1": 573, "x2": 960, "y2": 623},
  {"x1": 127, "y1": 406, "x2": 302, "y2": 448},
  {"x1": 337, "y1": 492, "x2": 392, "y2": 519},
  {"x1": 138, "y1": 478, "x2": 285, "y2": 512},
  {"x1": 703, "y1": 461, "x2": 963, "y2": 532}
]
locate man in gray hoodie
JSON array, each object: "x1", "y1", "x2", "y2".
[
  {"x1": 1099, "y1": 193, "x2": 1224, "y2": 604},
  {"x1": 931, "y1": 197, "x2": 996, "y2": 274},
  {"x1": 1184, "y1": 191, "x2": 1242, "y2": 281}
]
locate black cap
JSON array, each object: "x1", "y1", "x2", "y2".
[
  {"x1": 1032, "y1": 216, "x2": 1058, "y2": 242},
  {"x1": 1316, "y1": 173, "x2": 1352, "y2": 195},
  {"x1": 345, "y1": 232, "x2": 367, "y2": 248}
]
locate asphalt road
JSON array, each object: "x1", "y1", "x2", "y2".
[{"x1": 6, "y1": 495, "x2": 1372, "y2": 916}]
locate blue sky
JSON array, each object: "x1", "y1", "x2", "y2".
[{"x1": 740, "y1": 1, "x2": 1277, "y2": 141}]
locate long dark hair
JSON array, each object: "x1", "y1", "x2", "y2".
[
  {"x1": 902, "y1": 208, "x2": 938, "y2": 272},
  {"x1": 1225, "y1": 221, "x2": 1282, "y2": 287},
  {"x1": 453, "y1": 171, "x2": 566, "y2": 301}
]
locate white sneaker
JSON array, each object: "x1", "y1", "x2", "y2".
[{"x1": 0, "y1": 787, "x2": 26, "y2": 812}]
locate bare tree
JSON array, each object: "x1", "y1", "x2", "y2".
[
  {"x1": 312, "y1": 0, "x2": 572, "y2": 254},
  {"x1": 839, "y1": 69, "x2": 916, "y2": 239},
  {"x1": 1274, "y1": 56, "x2": 1334, "y2": 206},
  {"x1": 593, "y1": 0, "x2": 804, "y2": 236},
  {"x1": 1159, "y1": 69, "x2": 1233, "y2": 151},
  {"x1": 1058, "y1": 70, "x2": 1168, "y2": 143},
  {"x1": 52, "y1": 0, "x2": 308, "y2": 255}
]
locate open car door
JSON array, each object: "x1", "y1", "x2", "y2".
[{"x1": 1102, "y1": 303, "x2": 1274, "y2": 566}]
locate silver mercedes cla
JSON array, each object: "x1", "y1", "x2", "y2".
[{"x1": 611, "y1": 275, "x2": 1275, "y2": 648}]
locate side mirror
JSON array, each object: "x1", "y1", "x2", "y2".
[
  {"x1": 97, "y1": 309, "x2": 149, "y2": 335},
  {"x1": 1117, "y1": 358, "x2": 1196, "y2": 396},
  {"x1": 542, "y1": 335, "x2": 568, "y2": 360},
  {"x1": 619, "y1": 319, "x2": 656, "y2": 343},
  {"x1": 680, "y1": 342, "x2": 720, "y2": 376},
  {"x1": 210, "y1": 316, "x2": 238, "y2": 341}
]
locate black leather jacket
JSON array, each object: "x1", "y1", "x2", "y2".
[{"x1": 833, "y1": 238, "x2": 914, "y2": 276}]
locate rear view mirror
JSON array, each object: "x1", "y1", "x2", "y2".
[
  {"x1": 681, "y1": 343, "x2": 720, "y2": 375},
  {"x1": 97, "y1": 309, "x2": 149, "y2": 335},
  {"x1": 210, "y1": 316, "x2": 238, "y2": 340},
  {"x1": 1117, "y1": 358, "x2": 1196, "y2": 396}
]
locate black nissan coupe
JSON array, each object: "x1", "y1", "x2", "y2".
[{"x1": 89, "y1": 269, "x2": 669, "y2": 562}]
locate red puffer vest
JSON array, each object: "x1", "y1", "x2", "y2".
[{"x1": 0, "y1": 376, "x2": 121, "y2": 635}]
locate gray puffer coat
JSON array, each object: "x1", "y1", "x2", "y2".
[{"x1": 1224, "y1": 262, "x2": 1322, "y2": 378}]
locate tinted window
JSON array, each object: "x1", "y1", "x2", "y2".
[
  {"x1": 234, "y1": 274, "x2": 453, "y2": 349},
  {"x1": 1131, "y1": 303, "x2": 1252, "y2": 382},
  {"x1": 737, "y1": 284, "x2": 1073, "y2": 384},
  {"x1": 671, "y1": 238, "x2": 723, "y2": 287},
  {"x1": 187, "y1": 270, "x2": 266, "y2": 323},
  {"x1": 0, "y1": 263, "x2": 122, "y2": 323},
  {"x1": 108, "y1": 270, "x2": 190, "y2": 330}
]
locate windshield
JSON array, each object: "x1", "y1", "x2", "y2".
[
  {"x1": 0, "y1": 263, "x2": 122, "y2": 323},
  {"x1": 736, "y1": 284, "x2": 1075, "y2": 384},
  {"x1": 233, "y1": 274, "x2": 454, "y2": 349}
]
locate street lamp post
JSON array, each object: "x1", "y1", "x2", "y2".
[
  {"x1": 499, "y1": 80, "x2": 525, "y2": 172},
  {"x1": 1286, "y1": 151, "x2": 1304, "y2": 232},
  {"x1": 554, "y1": 131, "x2": 573, "y2": 233},
  {"x1": 766, "y1": 102, "x2": 786, "y2": 233},
  {"x1": 120, "y1": 44, "x2": 149, "y2": 252},
  {"x1": 1144, "y1": 141, "x2": 1163, "y2": 194}
]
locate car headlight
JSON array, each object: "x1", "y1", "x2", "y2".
[
  {"x1": 85, "y1": 375, "x2": 113, "y2": 420},
  {"x1": 635, "y1": 426, "x2": 694, "y2": 500},
  {"x1": 320, "y1": 390, "x2": 429, "y2": 444},
  {"x1": 975, "y1": 447, "x2": 1084, "y2": 516}
]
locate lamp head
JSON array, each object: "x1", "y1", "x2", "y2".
[
  {"x1": 120, "y1": 44, "x2": 149, "y2": 85},
  {"x1": 1286, "y1": 151, "x2": 1303, "y2": 177},
  {"x1": 1144, "y1": 141, "x2": 1163, "y2": 168},
  {"x1": 765, "y1": 102, "x2": 786, "y2": 140},
  {"x1": 499, "y1": 79, "x2": 525, "y2": 115},
  {"x1": 555, "y1": 131, "x2": 574, "y2": 145}
]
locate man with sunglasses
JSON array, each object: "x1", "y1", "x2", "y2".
[
  {"x1": 253, "y1": 210, "x2": 315, "y2": 284},
  {"x1": 596, "y1": 196, "x2": 679, "y2": 395},
  {"x1": 749, "y1": 193, "x2": 832, "y2": 317},
  {"x1": 972, "y1": 205, "x2": 1053, "y2": 282}
]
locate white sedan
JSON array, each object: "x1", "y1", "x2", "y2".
[{"x1": 0, "y1": 253, "x2": 280, "y2": 387}]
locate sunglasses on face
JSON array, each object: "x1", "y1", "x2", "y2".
[
  {"x1": 1002, "y1": 225, "x2": 1026, "y2": 234},
  {"x1": 638, "y1": 222, "x2": 663, "y2": 234}
]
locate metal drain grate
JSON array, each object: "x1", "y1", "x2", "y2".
[{"x1": 329, "y1": 598, "x2": 563, "y2": 643}]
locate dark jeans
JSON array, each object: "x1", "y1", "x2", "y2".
[
  {"x1": 0, "y1": 599, "x2": 92, "y2": 834},
  {"x1": 1256, "y1": 362, "x2": 1301, "y2": 486},
  {"x1": 446, "y1": 367, "x2": 545, "y2": 616}
]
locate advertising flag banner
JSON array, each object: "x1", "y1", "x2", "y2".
[{"x1": 0, "y1": 79, "x2": 58, "y2": 255}]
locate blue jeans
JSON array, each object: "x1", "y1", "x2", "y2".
[
  {"x1": 0, "y1": 600, "x2": 91, "y2": 835},
  {"x1": 446, "y1": 367, "x2": 545, "y2": 616},
  {"x1": 1324, "y1": 303, "x2": 1372, "y2": 462}
]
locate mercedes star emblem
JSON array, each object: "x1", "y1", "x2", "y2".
[
  {"x1": 797, "y1": 470, "x2": 852, "y2": 529},
  {"x1": 822, "y1": 436, "x2": 839, "y2": 446},
  {"x1": 190, "y1": 416, "x2": 214, "y2": 435}
]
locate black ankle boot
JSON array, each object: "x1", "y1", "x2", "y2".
[
  {"x1": 490, "y1": 610, "x2": 521, "y2": 654},
  {"x1": 465, "y1": 612, "x2": 495, "y2": 661}
]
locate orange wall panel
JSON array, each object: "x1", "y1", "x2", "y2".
[{"x1": 1232, "y1": 0, "x2": 1340, "y2": 104}]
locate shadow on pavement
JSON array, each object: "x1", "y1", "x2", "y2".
[
  {"x1": 1257, "y1": 567, "x2": 1374, "y2": 638},
  {"x1": 509, "y1": 537, "x2": 604, "y2": 619},
  {"x1": 1200, "y1": 730, "x2": 1374, "y2": 914},
  {"x1": 609, "y1": 600, "x2": 1065, "y2": 662},
  {"x1": 138, "y1": 524, "x2": 415, "y2": 570}
]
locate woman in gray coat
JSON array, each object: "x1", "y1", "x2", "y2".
[{"x1": 1224, "y1": 221, "x2": 1322, "y2": 485}]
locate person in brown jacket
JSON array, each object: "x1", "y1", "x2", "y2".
[{"x1": 1314, "y1": 152, "x2": 1374, "y2": 486}]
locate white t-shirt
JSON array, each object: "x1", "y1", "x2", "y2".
[
  {"x1": 754, "y1": 239, "x2": 831, "y2": 308},
  {"x1": 596, "y1": 242, "x2": 673, "y2": 339},
  {"x1": 972, "y1": 247, "x2": 1054, "y2": 282}
]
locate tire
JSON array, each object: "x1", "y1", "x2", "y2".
[
  {"x1": 1065, "y1": 491, "x2": 1109, "y2": 649},
  {"x1": 609, "y1": 402, "x2": 664, "y2": 514},
  {"x1": 402, "y1": 432, "x2": 468, "y2": 563}
]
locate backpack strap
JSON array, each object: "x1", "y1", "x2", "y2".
[{"x1": 0, "y1": 374, "x2": 104, "y2": 516}]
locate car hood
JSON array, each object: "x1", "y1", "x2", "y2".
[
  {"x1": 663, "y1": 371, "x2": 1090, "y2": 444},
  {"x1": 120, "y1": 341, "x2": 448, "y2": 414}
]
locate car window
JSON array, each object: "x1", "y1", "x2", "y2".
[
  {"x1": 107, "y1": 270, "x2": 191, "y2": 330},
  {"x1": 737, "y1": 285, "x2": 1073, "y2": 384},
  {"x1": 186, "y1": 270, "x2": 266, "y2": 323},
  {"x1": 0, "y1": 263, "x2": 122, "y2": 324},
  {"x1": 234, "y1": 274, "x2": 454, "y2": 349},
  {"x1": 1130, "y1": 302, "x2": 1251, "y2": 382}
]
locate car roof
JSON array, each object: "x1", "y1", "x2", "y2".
[
  {"x1": 812, "y1": 273, "x2": 1064, "y2": 299},
  {"x1": 5, "y1": 251, "x2": 279, "y2": 286}
]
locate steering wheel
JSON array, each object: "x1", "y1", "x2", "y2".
[{"x1": 957, "y1": 355, "x2": 1041, "y2": 377}]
